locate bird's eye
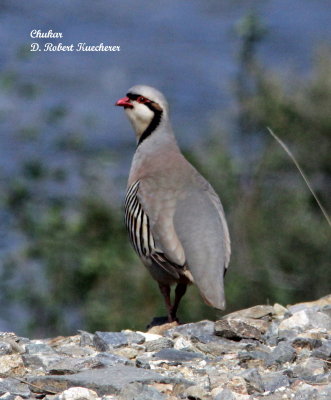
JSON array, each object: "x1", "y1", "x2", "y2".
[{"x1": 137, "y1": 96, "x2": 148, "y2": 103}]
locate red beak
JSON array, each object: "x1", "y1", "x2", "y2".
[{"x1": 115, "y1": 96, "x2": 133, "y2": 108}]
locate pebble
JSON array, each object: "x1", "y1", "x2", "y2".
[
  {"x1": 144, "y1": 338, "x2": 174, "y2": 352},
  {"x1": 224, "y1": 304, "x2": 275, "y2": 320},
  {"x1": 136, "y1": 332, "x2": 162, "y2": 342},
  {"x1": 213, "y1": 388, "x2": 236, "y2": 400},
  {"x1": 0, "y1": 342, "x2": 13, "y2": 356},
  {"x1": 54, "y1": 387, "x2": 99, "y2": 400},
  {"x1": 0, "y1": 355, "x2": 25, "y2": 375},
  {"x1": 25, "y1": 342, "x2": 54, "y2": 354},
  {"x1": 0, "y1": 378, "x2": 30, "y2": 398},
  {"x1": 278, "y1": 309, "x2": 331, "y2": 332},
  {"x1": 292, "y1": 357, "x2": 326, "y2": 378},
  {"x1": 93, "y1": 332, "x2": 128, "y2": 351},
  {"x1": 152, "y1": 348, "x2": 204, "y2": 362},
  {"x1": 79, "y1": 330, "x2": 95, "y2": 347},
  {"x1": 265, "y1": 341, "x2": 297, "y2": 366},
  {"x1": 214, "y1": 319, "x2": 264, "y2": 341},
  {"x1": 121, "y1": 331, "x2": 145, "y2": 345},
  {"x1": 165, "y1": 320, "x2": 215, "y2": 338},
  {"x1": 260, "y1": 371, "x2": 290, "y2": 392},
  {"x1": 1, "y1": 294, "x2": 331, "y2": 399},
  {"x1": 183, "y1": 384, "x2": 208, "y2": 400},
  {"x1": 240, "y1": 368, "x2": 264, "y2": 393},
  {"x1": 119, "y1": 382, "x2": 165, "y2": 400},
  {"x1": 311, "y1": 340, "x2": 331, "y2": 360}
]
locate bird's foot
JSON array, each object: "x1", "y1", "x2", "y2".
[
  {"x1": 146, "y1": 316, "x2": 170, "y2": 330},
  {"x1": 146, "y1": 316, "x2": 181, "y2": 333}
]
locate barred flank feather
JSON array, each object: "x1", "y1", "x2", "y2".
[
  {"x1": 124, "y1": 181, "x2": 188, "y2": 279},
  {"x1": 124, "y1": 181, "x2": 155, "y2": 257}
]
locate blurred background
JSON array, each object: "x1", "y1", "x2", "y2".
[{"x1": 0, "y1": 0, "x2": 330, "y2": 338}]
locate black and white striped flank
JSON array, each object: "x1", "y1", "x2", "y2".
[
  {"x1": 124, "y1": 180, "x2": 155, "y2": 257},
  {"x1": 124, "y1": 180, "x2": 187, "y2": 278}
]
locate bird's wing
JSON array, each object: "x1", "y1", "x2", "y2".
[
  {"x1": 173, "y1": 172, "x2": 230, "y2": 310},
  {"x1": 137, "y1": 178, "x2": 186, "y2": 267},
  {"x1": 138, "y1": 172, "x2": 230, "y2": 310}
]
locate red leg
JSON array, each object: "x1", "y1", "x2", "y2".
[
  {"x1": 170, "y1": 283, "x2": 187, "y2": 321},
  {"x1": 158, "y1": 283, "x2": 173, "y2": 322}
]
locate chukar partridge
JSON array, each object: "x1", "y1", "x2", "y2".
[{"x1": 116, "y1": 85, "x2": 230, "y2": 322}]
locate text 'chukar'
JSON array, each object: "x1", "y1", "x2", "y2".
[{"x1": 116, "y1": 85, "x2": 231, "y2": 323}]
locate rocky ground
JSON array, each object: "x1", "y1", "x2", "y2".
[{"x1": 0, "y1": 295, "x2": 330, "y2": 400}]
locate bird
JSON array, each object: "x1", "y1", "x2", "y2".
[{"x1": 115, "y1": 85, "x2": 231, "y2": 323}]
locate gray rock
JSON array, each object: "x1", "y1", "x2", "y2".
[
  {"x1": 214, "y1": 389, "x2": 235, "y2": 400},
  {"x1": 122, "y1": 331, "x2": 145, "y2": 345},
  {"x1": 184, "y1": 384, "x2": 208, "y2": 400},
  {"x1": 46, "y1": 356, "x2": 104, "y2": 374},
  {"x1": 266, "y1": 342, "x2": 296, "y2": 366},
  {"x1": 0, "y1": 342, "x2": 12, "y2": 355},
  {"x1": 0, "y1": 334, "x2": 25, "y2": 354},
  {"x1": 79, "y1": 330, "x2": 95, "y2": 347},
  {"x1": 261, "y1": 371, "x2": 290, "y2": 392},
  {"x1": 319, "y1": 384, "x2": 331, "y2": 399},
  {"x1": 291, "y1": 337, "x2": 322, "y2": 350},
  {"x1": 56, "y1": 344, "x2": 95, "y2": 358},
  {"x1": 240, "y1": 368, "x2": 264, "y2": 393},
  {"x1": 0, "y1": 394, "x2": 24, "y2": 400},
  {"x1": 153, "y1": 348, "x2": 204, "y2": 362},
  {"x1": 321, "y1": 304, "x2": 331, "y2": 318},
  {"x1": 293, "y1": 385, "x2": 318, "y2": 400},
  {"x1": 292, "y1": 357, "x2": 326, "y2": 378},
  {"x1": 119, "y1": 382, "x2": 165, "y2": 400},
  {"x1": 260, "y1": 393, "x2": 292, "y2": 400},
  {"x1": 224, "y1": 304, "x2": 275, "y2": 320},
  {"x1": 279, "y1": 309, "x2": 331, "y2": 332},
  {"x1": 96, "y1": 352, "x2": 132, "y2": 367},
  {"x1": 287, "y1": 304, "x2": 319, "y2": 314},
  {"x1": 22, "y1": 353, "x2": 64, "y2": 370},
  {"x1": 190, "y1": 334, "x2": 219, "y2": 344},
  {"x1": 165, "y1": 320, "x2": 215, "y2": 339},
  {"x1": 276, "y1": 329, "x2": 298, "y2": 343},
  {"x1": 311, "y1": 340, "x2": 331, "y2": 360},
  {"x1": 93, "y1": 332, "x2": 128, "y2": 351},
  {"x1": 287, "y1": 295, "x2": 331, "y2": 314},
  {"x1": 214, "y1": 319, "x2": 264, "y2": 341},
  {"x1": 28, "y1": 366, "x2": 175, "y2": 396},
  {"x1": 3, "y1": 296, "x2": 331, "y2": 399},
  {"x1": 25, "y1": 342, "x2": 55, "y2": 354},
  {"x1": 263, "y1": 321, "x2": 279, "y2": 346},
  {"x1": 302, "y1": 372, "x2": 331, "y2": 384},
  {"x1": 191, "y1": 334, "x2": 245, "y2": 348},
  {"x1": 238, "y1": 349, "x2": 271, "y2": 363},
  {"x1": 0, "y1": 377, "x2": 30, "y2": 398},
  {"x1": 144, "y1": 338, "x2": 174, "y2": 353},
  {"x1": 136, "y1": 356, "x2": 151, "y2": 369},
  {"x1": 195, "y1": 339, "x2": 244, "y2": 357},
  {"x1": 54, "y1": 387, "x2": 99, "y2": 400}
]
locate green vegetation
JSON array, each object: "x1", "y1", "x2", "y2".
[{"x1": 0, "y1": 18, "x2": 330, "y2": 337}]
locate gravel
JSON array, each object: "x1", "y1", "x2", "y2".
[{"x1": 0, "y1": 294, "x2": 330, "y2": 399}]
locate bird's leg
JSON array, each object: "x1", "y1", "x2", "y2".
[
  {"x1": 170, "y1": 283, "x2": 187, "y2": 322},
  {"x1": 158, "y1": 283, "x2": 173, "y2": 322}
]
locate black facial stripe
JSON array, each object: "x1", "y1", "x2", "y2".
[
  {"x1": 126, "y1": 93, "x2": 163, "y2": 146},
  {"x1": 127, "y1": 92, "x2": 139, "y2": 100},
  {"x1": 127, "y1": 93, "x2": 160, "y2": 110},
  {"x1": 138, "y1": 105, "x2": 162, "y2": 147}
]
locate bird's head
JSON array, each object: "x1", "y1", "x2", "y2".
[{"x1": 116, "y1": 85, "x2": 169, "y2": 143}]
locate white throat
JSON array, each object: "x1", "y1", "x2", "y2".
[{"x1": 125, "y1": 103, "x2": 155, "y2": 138}]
